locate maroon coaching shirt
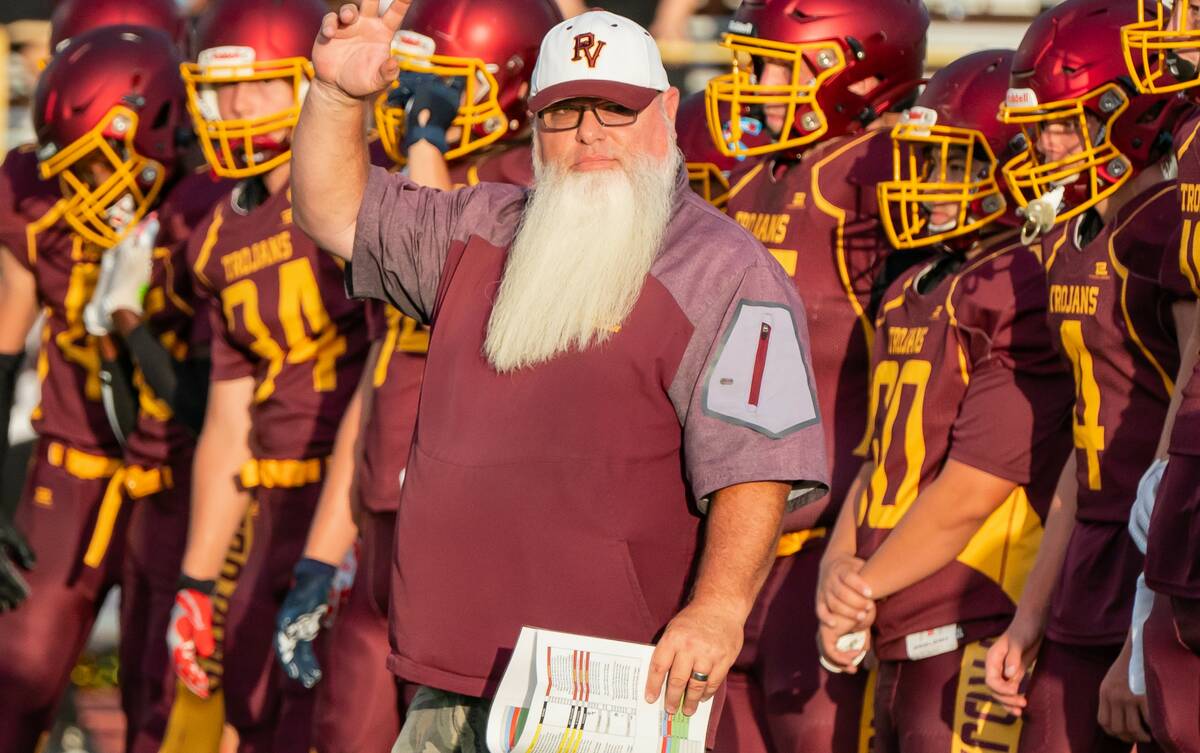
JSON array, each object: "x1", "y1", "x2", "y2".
[{"x1": 349, "y1": 166, "x2": 830, "y2": 696}]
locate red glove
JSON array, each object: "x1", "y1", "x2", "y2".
[{"x1": 167, "y1": 582, "x2": 216, "y2": 698}]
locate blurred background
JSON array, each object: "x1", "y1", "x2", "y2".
[{"x1": 0, "y1": 0, "x2": 1058, "y2": 751}]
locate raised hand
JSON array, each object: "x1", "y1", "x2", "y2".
[{"x1": 313, "y1": 1, "x2": 411, "y2": 100}]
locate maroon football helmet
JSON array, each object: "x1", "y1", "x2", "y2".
[
  {"x1": 181, "y1": 0, "x2": 328, "y2": 178},
  {"x1": 706, "y1": 0, "x2": 930, "y2": 158},
  {"x1": 50, "y1": 0, "x2": 186, "y2": 52},
  {"x1": 676, "y1": 91, "x2": 769, "y2": 207},
  {"x1": 34, "y1": 25, "x2": 188, "y2": 248},
  {"x1": 374, "y1": 0, "x2": 563, "y2": 165},
  {"x1": 1000, "y1": 0, "x2": 1189, "y2": 228},
  {"x1": 878, "y1": 49, "x2": 1026, "y2": 249}
]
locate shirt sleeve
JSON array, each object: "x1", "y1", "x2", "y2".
[
  {"x1": 347, "y1": 165, "x2": 523, "y2": 324},
  {"x1": 949, "y1": 254, "x2": 1074, "y2": 483},
  {"x1": 674, "y1": 263, "x2": 829, "y2": 511}
]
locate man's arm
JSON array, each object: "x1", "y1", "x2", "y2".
[
  {"x1": 299, "y1": 377, "x2": 366, "y2": 565},
  {"x1": 273, "y1": 378, "x2": 367, "y2": 688},
  {"x1": 985, "y1": 453, "x2": 1077, "y2": 714},
  {"x1": 855, "y1": 459, "x2": 1018, "y2": 600},
  {"x1": 180, "y1": 376, "x2": 255, "y2": 580},
  {"x1": 644, "y1": 480, "x2": 787, "y2": 716},
  {"x1": 292, "y1": 0, "x2": 411, "y2": 258}
]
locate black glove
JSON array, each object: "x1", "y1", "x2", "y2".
[
  {"x1": 0, "y1": 523, "x2": 35, "y2": 613},
  {"x1": 387, "y1": 71, "x2": 464, "y2": 154},
  {"x1": 275, "y1": 557, "x2": 337, "y2": 688}
]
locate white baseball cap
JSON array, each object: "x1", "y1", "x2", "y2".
[{"x1": 528, "y1": 10, "x2": 670, "y2": 114}]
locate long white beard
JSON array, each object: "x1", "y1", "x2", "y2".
[{"x1": 483, "y1": 145, "x2": 682, "y2": 373}]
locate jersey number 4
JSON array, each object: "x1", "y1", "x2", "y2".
[
  {"x1": 222, "y1": 257, "x2": 347, "y2": 402},
  {"x1": 1059, "y1": 319, "x2": 1105, "y2": 490}
]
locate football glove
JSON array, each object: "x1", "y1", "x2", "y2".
[
  {"x1": 168, "y1": 577, "x2": 216, "y2": 698},
  {"x1": 0, "y1": 523, "x2": 35, "y2": 613},
  {"x1": 85, "y1": 216, "x2": 158, "y2": 339},
  {"x1": 275, "y1": 557, "x2": 337, "y2": 689},
  {"x1": 388, "y1": 71, "x2": 464, "y2": 154}
]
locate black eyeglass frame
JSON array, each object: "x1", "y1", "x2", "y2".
[{"x1": 534, "y1": 101, "x2": 642, "y2": 133}]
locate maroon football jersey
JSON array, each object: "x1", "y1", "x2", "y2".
[
  {"x1": 725, "y1": 128, "x2": 928, "y2": 529},
  {"x1": 188, "y1": 183, "x2": 368, "y2": 460},
  {"x1": 448, "y1": 142, "x2": 535, "y2": 188},
  {"x1": 1161, "y1": 109, "x2": 1200, "y2": 456},
  {"x1": 122, "y1": 169, "x2": 231, "y2": 468},
  {"x1": 855, "y1": 236, "x2": 1074, "y2": 660},
  {"x1": 1143, "y1": 109, "x2": 1200, "y2": 599},
  {"x1": 1043, "y1": 182, "x2": 1183, "y2": 643},
  {"x1": 357, "y1": 301, "x2": 426, "y2": 512},
  {"x1": 1044, "y1": 184, "x2": 1181, "y2": 519},
  {"x1": 0, "y1": 146, "x2": 119, "y2": 456}
]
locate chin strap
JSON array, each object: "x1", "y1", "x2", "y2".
[
  {"x1": 1019, "y1": 185, "x2": 1065, "y2": 244},
  {"x1": 1168, "y1": 51, "x2": 1199, "y2": 84}
]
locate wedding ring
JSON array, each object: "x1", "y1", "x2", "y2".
[{"x1": 690, "y1": 671, "x2": 709, "y2": 682}]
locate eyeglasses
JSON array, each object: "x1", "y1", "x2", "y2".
[{"x1": 536, "y1": 101, "x2": 640, "y2": 132}]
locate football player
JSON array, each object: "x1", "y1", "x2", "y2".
[
  {"x1": 988, "y1": 1, "x2": 1193, "y2": 750},
  {"x1": 0, "y1": 8, "x2": 205, "y2": 749},
  {"x1": 705, "y1": 1, "x2": 929, "y2": 749},
  {"x1": 675, "y1": 91, "x2": 768, "y2": 208},
  {"x1": 1119, "y1": 2, "x2": 1200, "y2": 749},
  {"x1": 166, "y1": 1, "x2": 369, "y2": 750},
  {"x1": 372, "y1": 0, "x2": 563, "y2": 188},
  {"x1": 270, "y1": 4, "x2": 563, "y2": 750},
  {"x1": 816, "y1": 48, "x2": 1076, "y2": 753}
]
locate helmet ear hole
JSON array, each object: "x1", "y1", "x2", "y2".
[{"x1": 152, "y1": 101, "x2": 173, "y2": 129}]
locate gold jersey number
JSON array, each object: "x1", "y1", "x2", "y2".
[
  {"x1": 221, "y1": 257, "x2": 347, "y2": 402},
  {"x1": 861, "y1": 358, "x2": 932, "y2": 530},
  {"x1": 1059, "y1": 319, "x2": 1105, "y2": 490}
]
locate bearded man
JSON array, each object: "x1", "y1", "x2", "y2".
[{"x1": 292, "y1": 4, "x2": 829, "y2": 751}]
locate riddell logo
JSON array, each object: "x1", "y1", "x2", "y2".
[
  {"x1": 572, "y1": 32, "x2": 606, "y2": 68},
  {"x1": 1006, "y1": 88, "x2": 1038, "y2": 108}
]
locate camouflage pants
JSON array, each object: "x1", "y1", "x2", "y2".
[{"x1": 390, "y1": 686, "x2": 491, "y2": 753}]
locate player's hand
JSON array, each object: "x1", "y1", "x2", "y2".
[
  {"x1": 101, "y1": 216, "x2": 157, "y2": 321},
  {"x1": 168, "y1": 582, "x2": 216, "y2": 698},
  {"x1": 815, "y1": 554, "x2": 874, "y2": 632},
  {"x1": 816, "y1": 622, "x2": 870, "y2": 674},
  {"x1": 1097, "y1": 645, "x2": 1151, "y2": 744},
  {"x1": 312, "y1": 1, "x2": 411, "y2": 101},
  {"x1": 389, "y1": 72, "x2": 464, "y2": 154},
  {"x1": 645, "y1": 598, "x2": 743, "y2": 717},
  {"x1": 984, "y1": 618, "x2": 1042, "y2": 716},
  {"x1": 275, "y1": 557, "x2": 337, "y2": 689},
  {"x1": 0, "y1": 523, "x2": 35, "y2": 613}
]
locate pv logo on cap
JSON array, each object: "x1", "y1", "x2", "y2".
[{"x1": 572, "y1": 33, "x2": 606, "y2": 68}]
